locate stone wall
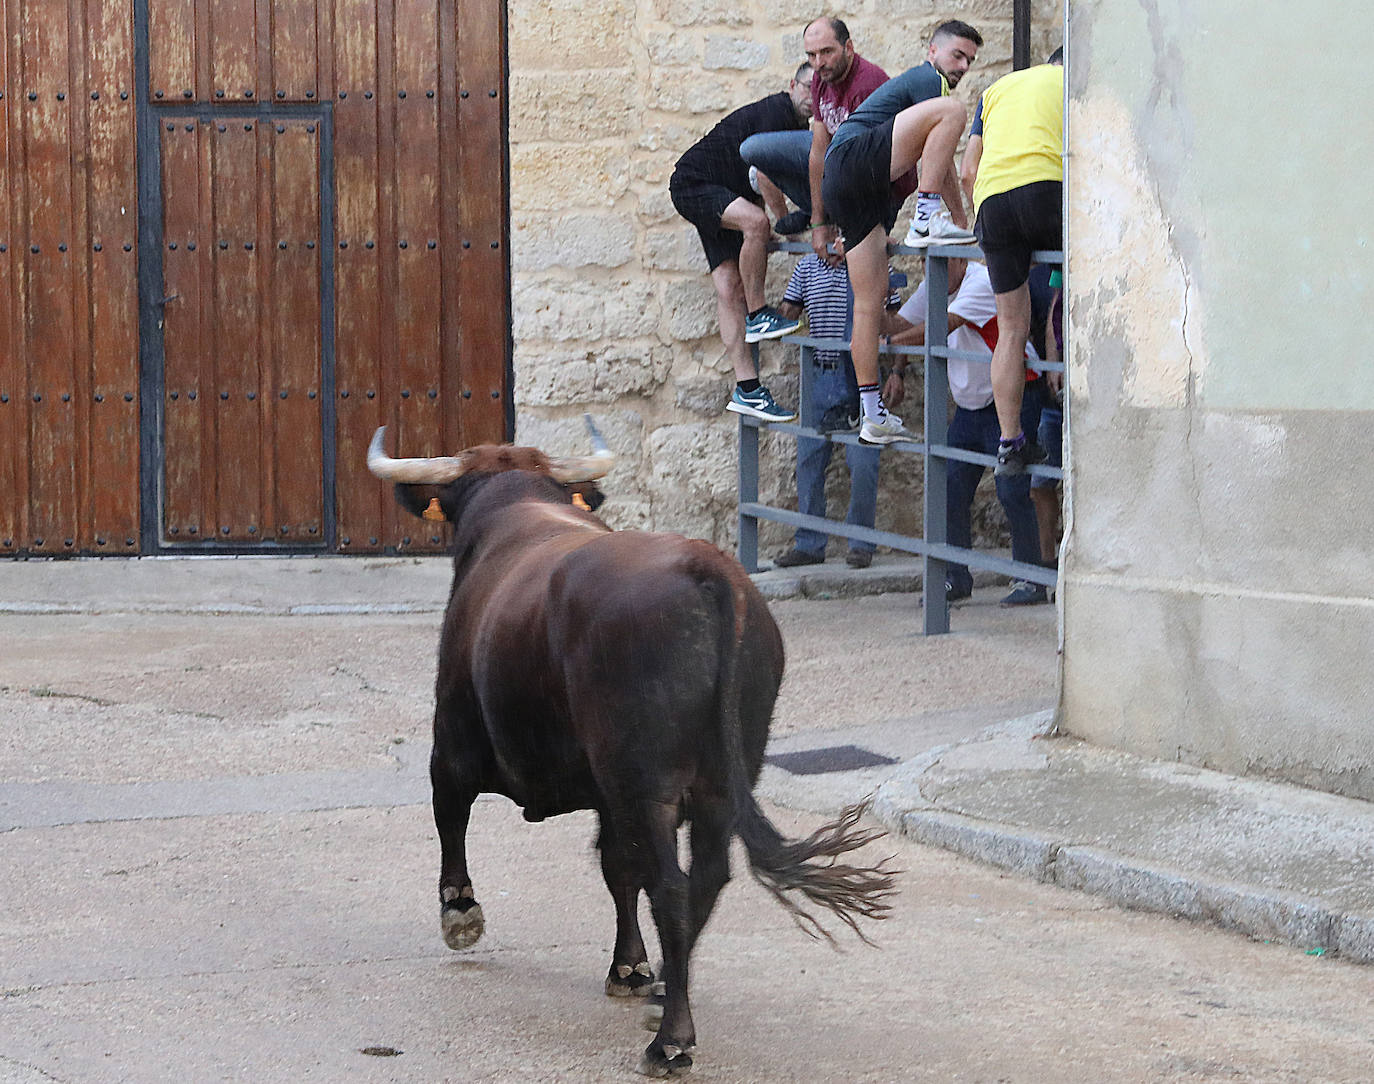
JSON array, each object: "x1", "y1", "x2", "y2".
[{"x1": 508, "y1": 1, "x2": 1064, "y2": 551}]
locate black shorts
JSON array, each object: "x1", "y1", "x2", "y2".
[
  {"x1": 821, "y1": 122, "x2": 900, "y2": 248},
  {"x1": 669, "y1": 173, "x2": 755, "y2": 271},
  {"x1": 974, "y1": 180, "x2": 1062, "y2": 294}
]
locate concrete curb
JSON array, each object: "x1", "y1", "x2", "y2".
[{"x1": 878, "y1": 804, "x2": 1374, "y2": 965}]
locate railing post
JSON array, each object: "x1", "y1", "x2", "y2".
[
  {"x1": 737, "y1": 342, "x2": 762, "y2": 572},
  {"x1": 922, "y1": 252, "x2": 952, "y2": 634}
]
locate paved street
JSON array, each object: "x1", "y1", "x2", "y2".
[{"x1": 1, "y1": 559, "x2": 1371, "y2": 1082}]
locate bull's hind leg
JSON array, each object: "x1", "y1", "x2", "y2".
[
  {"x1": 632, "y1": 800, "x2": 696, "y2": 1078},
  {"x1": 598, "y1": 815, "x2": 656, "y2": 998},
  {"x1": 431, "y1": 749, "x2": 484, "y2": 949},
  {"x1": 686, "y1": 792, "x2": 733, "y2": 951}
]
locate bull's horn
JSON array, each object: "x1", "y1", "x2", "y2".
[
  {"x1": 547, "y1": 414, "x2": 616, "y2": 483},
  {"x1": 366, "y1": 427, "x2": 470, "y2": 483}
]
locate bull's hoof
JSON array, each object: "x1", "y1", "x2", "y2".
[
  {"x1": 606, "y1": 961, "x2": 655, "y2": 998},
  {"x1": 636, "y1": 1040, "x2": 695, "y2": 1078},
  {"x1": 440, "y1": 897, "x2": 485, "y2": 950},
  {"x1": 641, "y1": 981, "x2": 666, "y2": 1031}
]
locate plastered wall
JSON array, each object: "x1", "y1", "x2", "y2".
[{"x1": 1061, "y1": 1, "x2": 1374, "y2": 799}]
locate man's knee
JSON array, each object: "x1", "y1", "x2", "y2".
[
  {"x1": 937, "y1": 96, "x2": 967, "y2": 125},
  {"x1": 711, "y1": 264, "x2": 746, "y2": 304}
]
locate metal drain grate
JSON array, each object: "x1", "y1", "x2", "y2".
[{"x1": 764, "y1": 744, "x2": 899, "y2": 776}]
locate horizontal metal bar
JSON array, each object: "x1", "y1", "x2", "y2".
[
  {"x1": 928, "y1": 442, "x2": 1064, "y2": 482},
  {"x1": 733, "y1": 416, "x2": 1063, "y2": 481},
  {"x1": 734, "y1": 414, "x2": 927, "y2": 453},
  {"x1": 780, "y1": 335, "x2": 1064, "y2": 372},
  {"x1": 739, "y1": 502, "x2": 1057, "y2": 586},
  {"x1": 767, "y1": 240, "x2": 1062, "y2": 265}
]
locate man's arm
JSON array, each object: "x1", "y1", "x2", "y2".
[
  {"x1": 939, "y1": 155, "x2": 970, "y2": 229},
  {"x1": 959, "y1": 134, "x2": 983, "y2": 209},
  {"x1": 807, "y1": 121, "x2": 840, "y2": 266}
]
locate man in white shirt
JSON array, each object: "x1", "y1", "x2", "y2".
[{"x1": 886, "y1": 258, "x2": 1050, "y2": 605}]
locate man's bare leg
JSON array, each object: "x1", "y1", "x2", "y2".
[
  {"x1": 991, "y1": 284, "x2": 1032, "y2": 439},
  {"x1": 720, "y1": 197, "x2": 772, "y2": 313},
  {"x1": 891, "y1": 98, "x2": 971, "y2": 227},
  {"x1": 710, "y1": 261, "x2": 756, "y2": 381},
  {"x1": 846, "y1": 225, "x2": 889, "y2": 391}
]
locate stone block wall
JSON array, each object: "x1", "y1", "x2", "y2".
[{"x1": 509, "y1": 1, "x2": 1064, "y2": 552}]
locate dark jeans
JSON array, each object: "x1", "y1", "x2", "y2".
[
  {"x1": 738, "y1": 130, "x2": 813, "y2": 215},
  {"x1": 794, "y1": 355, "x2": 880, "y2": 556},
  {"x1": 944, "y1": 381, "x2": 1047, "y2": 593}
]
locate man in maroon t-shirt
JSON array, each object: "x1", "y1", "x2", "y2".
[{"x1": 804, "y1": 17, "x2": 916, "y2": 266}]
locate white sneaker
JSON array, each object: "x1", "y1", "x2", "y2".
[
  {"x1": 904, "y1": 208, "x2": 977, "y2": 248},
  {"x1": 858, "y1": 412, "x2": 912, "y2": 445}
]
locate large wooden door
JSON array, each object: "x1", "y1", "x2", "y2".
[
  {"x1": 153, "y1": 111, "x2": 333, "y2": 547},
  {"x1": 0, "y1": 0, "x2": 508, "y2": 556}
]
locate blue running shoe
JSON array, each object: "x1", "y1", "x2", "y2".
[
  {"x1": 727, "y1": 384, "x2": 797, "y2": 422},
  {"x1": 744, "y1": 306, "x2": 802, "y2": 343}
]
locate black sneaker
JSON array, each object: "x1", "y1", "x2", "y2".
[
  {"x1": 845, "y1": 550, "x2": 873, "y2": 569},
  {"x1": 921, "y1": 579, "x2": 971, "y2": 607},
  {"x1": 774, "y1": 549, "x2": 824, "y2": 568},
  {"x1": 817, "y1": 403, "x2": 861, "y2": 433},
  {"x1": 994, "y1": 439, "x2": 1048, "y2": 477},
  {"x1": 945, "y1": 580, "x2": 972, "y2": 602},
  {"x1": 775, "y1": 210, "x2": 810, "y2": 235}
]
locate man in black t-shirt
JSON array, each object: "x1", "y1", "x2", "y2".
[{"x1": 670, "y1": 67, "x2": 812, "y2": 422}]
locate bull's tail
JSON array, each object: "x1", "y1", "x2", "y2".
[{"x1": 707, "y1": 563, "x2": 898, "y2": 947}]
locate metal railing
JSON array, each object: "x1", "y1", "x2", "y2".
[{"x1": 736, "y1": 240, "x2": 1064, "y2": 634}]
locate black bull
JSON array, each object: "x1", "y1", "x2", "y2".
[{"x1": 368, "y1": 425, "x2": 896, "y2": 1076}]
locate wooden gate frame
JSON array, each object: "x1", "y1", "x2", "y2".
[{"x1": 123, "y1": 0, "x2": 512, "y2": 556}]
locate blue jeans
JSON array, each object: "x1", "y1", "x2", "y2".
[
  {"x1": 1033, "y1": 406, "x2": 1063, "y2": 490},
  {"x1": 739, "y1": 130, "x2": 813, "y2": 216},
  {"x1": 943, "y1": 383, "x2": 1046, "y2": 593},
  {"x1": 795, "y1": 356, "x2": 880, "y2": 556}
]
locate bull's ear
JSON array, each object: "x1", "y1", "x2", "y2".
[
  {"x1": 393, "y1": 483, "x2": 434, "y2": 519},
  {"x1": 436, "y1": 485, "x2": 465, "y2": 522},
  {"x1": 569, "y1": 483, "x2": 606, "y2": 512}
]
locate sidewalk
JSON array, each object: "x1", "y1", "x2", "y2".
[{"x1": 1, "y1": 554, "x2": 1370, "y2": 965}]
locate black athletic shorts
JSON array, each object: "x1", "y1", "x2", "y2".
[
  {"x1": 974, "y1": 180, "x2": 1062, "y2": 294},
  {"x1": 669, "y1": 172, "x2": 757, "y2": 271},
  {"x1": 821, "y1": 121, "x2": 900, "y2": 249}
]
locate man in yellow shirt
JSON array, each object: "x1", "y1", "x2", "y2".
[{"x1": 971, "y1": 47, "x2": 1064, "y2": 475}]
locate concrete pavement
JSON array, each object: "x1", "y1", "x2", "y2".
[{"x1": 1, "y1": 553, "x2": 1370, "y2": 968}]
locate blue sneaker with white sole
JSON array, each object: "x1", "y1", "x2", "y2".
[
  {"x1": 727, "y1": 385, "x2": 796, "y2": 422},
  {"x1": 743, "y1": 306, "x2": 801, "y2": 343}
]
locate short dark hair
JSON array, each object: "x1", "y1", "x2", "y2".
[
  {"x1": 932, "y1": 19, "x2": 983, "y2": 48},
  {"x1": 794, "y1": 60, "x2": 814, "y2": 83},
  {"x1": 1047, "y1": 46, "x2": 1064, "y2": 65},
  {"x1": 806, "y1": 16, "x2": 850, "y2": 46}
]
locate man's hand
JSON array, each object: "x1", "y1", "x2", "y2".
[
  {"x1": 883, "y1": 367, "x2": 906, "y2": 410},
  {"x1": 811, "y1": 224, "x2": 842, "y2": 267}
]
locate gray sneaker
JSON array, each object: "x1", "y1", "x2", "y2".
[
  {"x1": 904, "y1": 208, "x2": 977, "y2": 248},
  {"x1": 858, "y1": 411, "x2": 912, "y2": 445}
]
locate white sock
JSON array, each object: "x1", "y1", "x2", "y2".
[
  {"x1": 859, "y1": 386, "x2": 885, "y2": 420},
  {"x1": 915, "y1": 192, "x2": 942, "y2": 221}
]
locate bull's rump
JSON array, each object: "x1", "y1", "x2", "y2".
[{"x1": 463, "y1": 531, "x2": 782, "y2": 810}]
